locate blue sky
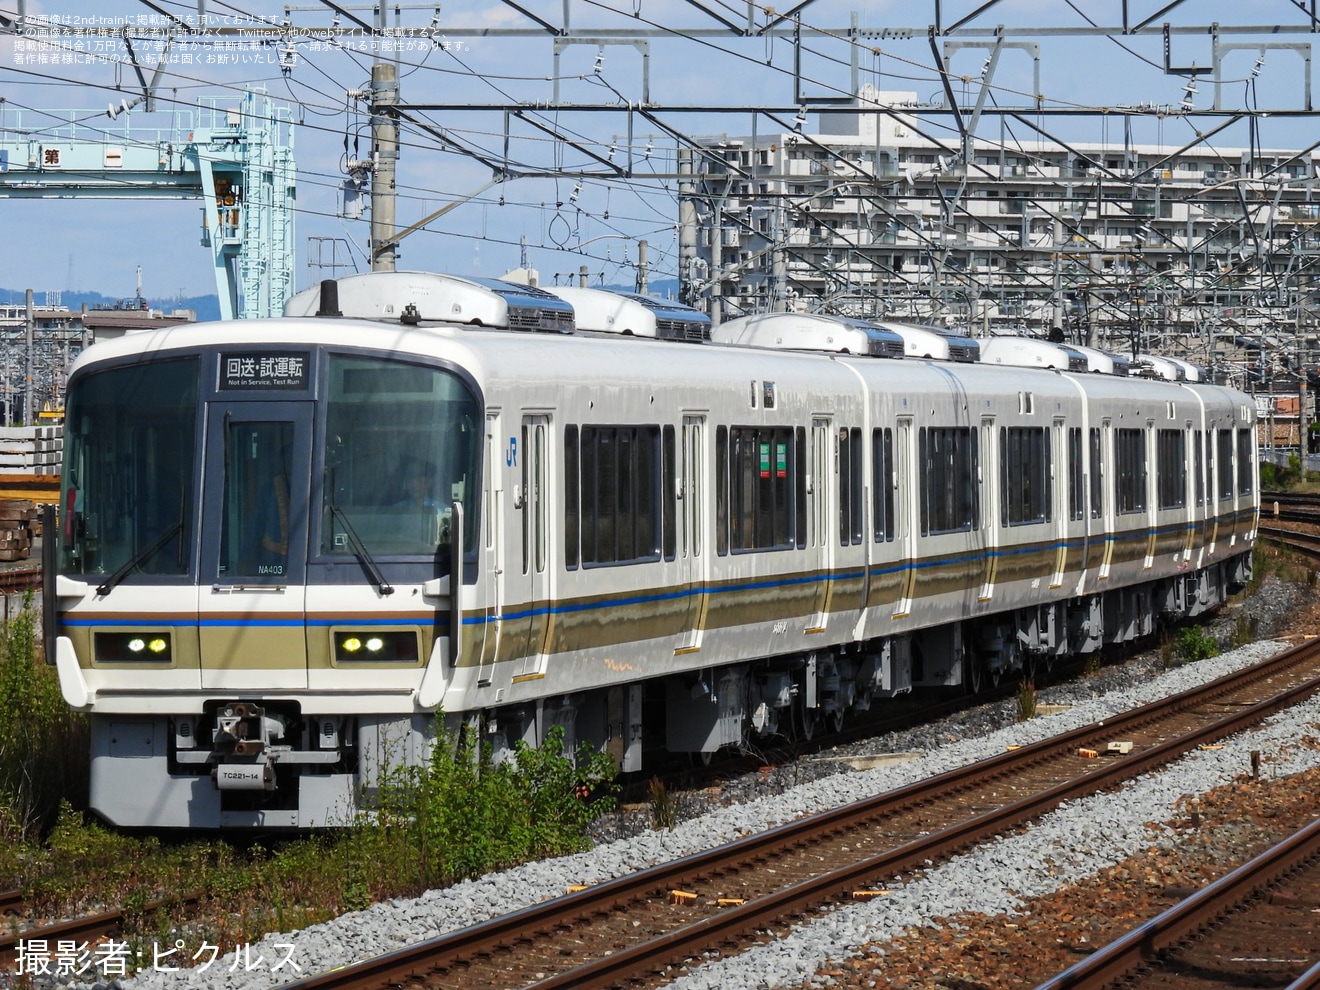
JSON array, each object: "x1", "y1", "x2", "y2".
[{"x1": 2, "y1": 0, "x2": 1318, "y2": 304}]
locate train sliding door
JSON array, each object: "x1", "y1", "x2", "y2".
[
  {"x1": 892, "y1": 417, "x2": 916, "y2": 618},
  {"x1": 512, "y1": 414, "x2": 552, "y2": 680},
  {"x1": 198, "y1": 401, "x2": 312, "y2": 690},
  {"x1": 675, "y1": 414, "x2": 708, "y2": 654},
  {"x1": 806, "y1": 418, "x2": 832, "y2": 632}
]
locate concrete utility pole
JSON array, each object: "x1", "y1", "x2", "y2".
[
  {"x1": 24, "y1": 289, "x2": 34, "y2": 427},
  {"x1": 678, "y1": 148, "x2": 699, "y2": 308},
  {"x1": 636, "y1": 240, "x2": 648, "y2": 294},
  {"x1": 370, "y1": 61, "x2": 399, "y2": 272},
  {"x1": 1298, "y1": 305, "x2": 1310, "y2": 464}
]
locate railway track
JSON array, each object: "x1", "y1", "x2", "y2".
[
  {"x1": 277, "y1": 636, "x2": 1320, "y2": 990},
  {"x1": 0, "y1": 889, "x2": 206, "y2": 959},
  {"x1": 1036, "y1": 816, "x2": 1320, "y2": 989}
]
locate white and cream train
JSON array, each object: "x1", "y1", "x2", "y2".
[{"x1": 45, "y1": 272, "x2": 1257, "y2": 828}]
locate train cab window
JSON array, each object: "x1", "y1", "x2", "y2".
[
  {"x1": 1000, "y1": 427, "x2": 1050, "y2": 526},
  {"x1": 1116, "y1": 428, "x2": 1148, "y2": 514},
  {"x1": 1236, "y1": 428, "x2": 1254, "y2": 496},
  {"x1": 1156, "y1": 429, "x2": 1187, "y2": 510},
  {"x1": 839, "y1": 427, "x2": 863, "y2": 546},
  {"x1": 572, "y1": 425, "x2": 662, "y2": 566},
  {"x1": 59, "y1": 357, "x2": 199, "y2": 578},
  {"x1": 1216, "y1": 430, "x2": 1234, "y2": 500},
  {"x1": 728, "y1": 426, "x2": 797, "y2": 551},
  {"x1": 919, "y1": 427, "x2": 978, "y2": 536},
  {"x1": 320, "y1": 355, "x2": 481, "y2": 562},
  {"x1": 872, "y1": 428, "x2": 895, "y2": 542}
]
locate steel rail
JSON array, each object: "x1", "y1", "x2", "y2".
[
  {"x1": 279, "y1": 638, "x2": 1320, "y2": 990},
  {"x1": 0, "y1": 891, "x2": 204, "y2": 956},
  {"x1": 1033, "y1": 815, "x2": 1320, "y2": 989}
]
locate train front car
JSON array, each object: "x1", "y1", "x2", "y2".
[{"x1": 50, "y1": 323, "x2": 483, "y2": 828}]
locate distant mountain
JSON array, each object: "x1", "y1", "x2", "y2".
[{"x1": 0, "y1": 288, "x2": 221, "y2": 322}]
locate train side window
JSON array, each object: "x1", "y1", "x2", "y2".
[
  {"x1": 1236, "y1": 428, "x2": 1254, "y2": 496},
  {"x1": 839, "y1": 427, "x2": 863, "y2": 546},
  {"x1": 716, "y1": 426, "x2": 728, "y2": 556},
  {"x1": 1216, "y1": 430, "x2": 1234, "y2": 500},
  {"x1": 564, "y1": 425, "x2": 579, "y2": 570},
  {"x1": 1157, "y1": 429, "x2": 1187, "y2": 510},
  {"x1": 1067, "y1": 427, "x2": 1084, "y2": 521},
  {"x1": 1089, "y1": 427, "x2": 1102, "y2": 519},
  {"x1": 872, "y1": 427, "x2": 894, "y2": 542},
  {"x1": 663, "y1": 425, "x2": 676, "y2": 562},
  {"x1": 1116, "y1": 428, "x2": 1148, "y2": 514},
  {"x1": 575, "y1": 425, "x2": 662, "y2": 567},
  {"x1": 919, "y1": 426, "x2": 978, "y2": 536},
  {"x1": 1000, "y1": 426, "x2": 1050, "y2": 526},
  {"x1": 1194, "y1": 430, "x2": 1204, "y2": 507},
  {"x1": 728, "y1": 425, "x2": 796, "y2": 552}
]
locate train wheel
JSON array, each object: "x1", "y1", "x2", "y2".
[
  {"x1": 827, "y1": 708, "x2": 845, "y2": 734},
  {"x1": 795, "y1": 700, "x2": 817, "y2": 741},
  {"x1": 964, "y1": 652, "x2": 985, "y2": 695},
  {"x1": 690, "y1": 749, "x2": 714, "y2": 768}
]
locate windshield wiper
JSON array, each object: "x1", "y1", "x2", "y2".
[
  {"x1": 329, "y1": 503, "x2": 394, "y2": 596},
  {"x1": 96, "y1": 520, "x2": 184, "y2": 597}
]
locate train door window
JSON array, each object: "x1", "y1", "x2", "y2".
[
  {"x1": 1089, "y1": 427, "x2": 1103, "y2": 519},
  {"x1": 716, "y1": 426, "x2": 728, "y2": 556},
  {"x1": 811, "y1": 421, "x2": 830, "y2": 549},
  {"x1": 1236, "y1": 428, "x2": 1254, "y2": 496},
  {"x1": 839, "y1": 427, "x2": 863, "y2": 546},
  {"x1": 795, "y1": 427, "x2": 807, "y2": 549},
  {"x1": 520, "y1": 422, "x2": 549, "y2": 573},
  {"x1": 1156, "y1": 429, "x2": 1186, "y2": 510},
  {"x1": 872, "y1": 427, "x2": 894, "y2": 542},
  {"x1": 729, "y1": 426, "x2": 795, "y2": 551},
  {"x1": 1216, "y1": 430, "x2": 1234, "y2": 500},
  {"x1": 681, "y1": 417, "x2": 703, "y2": 560},
  {"x1": 221, "y1": 421, "x2": 294, "y2": 579},
  {"x1": 1194, "y1": 430, "x2": 1204, "y2": 506},
  {"x1": 1116, "y1": 428, "x2": 1148, "y2": 514},
  {"x1": 919, "y1": 427, "x2": 978, "y2": 536},
  {"x1": 564, "y1": 425, "x2": 579, "y2": 570},
  {"x1": 663, "y1": 425, "x2": 676, "y2": 562},
  {"x1": 1067, "y1": 427, "x2": 1083, "y2": 521},
  {"x1": 1000, "y1": 427, "x2": 1050, "y2": 526}
]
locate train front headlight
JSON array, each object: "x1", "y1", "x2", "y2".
[
  {"x1": 95, "y1": 631, "x2": 173, "y2": 664},
  {"x1": 332, "y1": 629, "x2": 419, "y2": 664}
]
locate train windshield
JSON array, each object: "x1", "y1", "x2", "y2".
[
  {"x1": 59, "y1": 358, "x2": 199, "y2": 579},
  {"x1": 320, "y1": 355, "x2": 481, "y2": 561}
]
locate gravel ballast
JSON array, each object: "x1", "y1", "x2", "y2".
[{"x1": 81, "y1": 621, "x2": 1320, "y2": 990}]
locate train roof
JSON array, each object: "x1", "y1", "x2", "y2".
[
  {"x1": 67, "y1": 313, "x2": 1249, "y2": 425},
  {"x1": 712, "y1": 312, "x2": 905, "y2": 358},
  {"x1": 283, "y1": 272, "x2": 576, "y2": 334}
]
